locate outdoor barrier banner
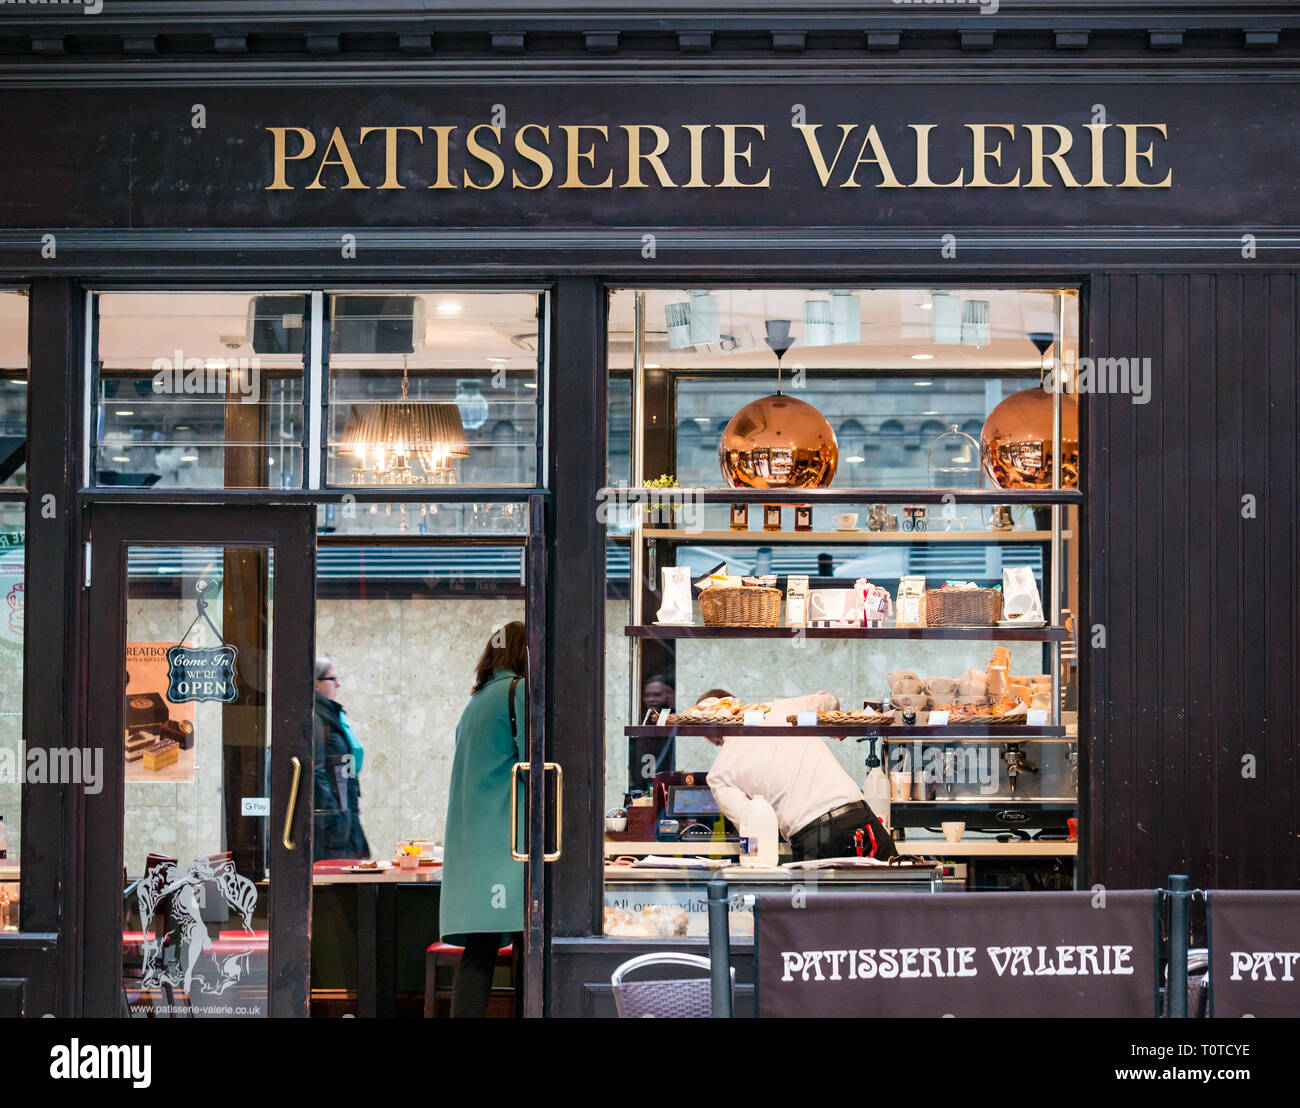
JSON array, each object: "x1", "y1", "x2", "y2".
[
  {"x1": 755, "y1": 890, "x2": 1155, "y2": 1017},
  {"x1": 1209, "y1": 891, "x2": 1300, "y2": 1017}
]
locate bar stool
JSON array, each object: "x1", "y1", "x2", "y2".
[{"x1": 423, "y1": 941, "x2": 515, "y2": 1018}]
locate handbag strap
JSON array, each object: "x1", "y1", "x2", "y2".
[{"x1": 508, "y1": 675, "x2": 521, "y2": 738}]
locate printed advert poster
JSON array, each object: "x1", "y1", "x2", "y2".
[{"x1": 125, "y1": 642, "x2": 196, "y2": 783}]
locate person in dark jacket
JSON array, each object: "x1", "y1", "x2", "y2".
[{"x1": 312, "y1": 656, "x2": 371, "y2": 861}]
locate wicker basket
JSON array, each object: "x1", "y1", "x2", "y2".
[
  {"x1": 925, "y1": 588, "x2": 1003, "y2": 627},
  {"x1": 698, "y1": 586, "x2": 782, "y2": 627}
]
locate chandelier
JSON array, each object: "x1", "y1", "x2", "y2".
[{"x1": 339, "y1": 359, "x2": 470, "y2": 484}]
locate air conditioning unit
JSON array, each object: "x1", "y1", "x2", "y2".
[
  {"x1": 245, "y1": 295, "x2": 306, "y2": 355},
  {"x1": 931, "y1": 291, "x2": 963, "y2": 344},
  {"x1": 330, "y1": 295, "x2": 425, "y2": 354}
]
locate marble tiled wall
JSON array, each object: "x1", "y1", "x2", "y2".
[{"x1": 316, "y1": 596, "x2": 524, "y2": 859}]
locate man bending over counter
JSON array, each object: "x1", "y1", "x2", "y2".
[{"x1": 703, "y1": 690, "x2": 897, "y2": 863}]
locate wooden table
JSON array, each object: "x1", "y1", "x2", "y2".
[{"x1": 313, "y1": 862, "x2": 441, "y2": 1018}]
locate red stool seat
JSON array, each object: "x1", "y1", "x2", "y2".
[
  {"x1": 424, "y1": 942, "x2": 515, "y2": 1017},
  {"x1": 426, "y1": 941, "x2": 513, "y2": 960}
]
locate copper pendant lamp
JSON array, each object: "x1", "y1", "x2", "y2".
[
  {"x1": 980, "y1": 332, "x2": 1079, "y2": 490},
  {"x1": 718, "y1": 320, "x2": 838, "y2": 489}
]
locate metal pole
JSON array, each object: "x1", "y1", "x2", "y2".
[
  {"x1": 1168, "y1": 874, "x2": 1190, "y2": 1018},
  {"x1": 630, "y1": 292, "x2": 646, "y2": 727},
  {"x1": 706, "y1": 879, "x2": 733, "y2": 1018}
]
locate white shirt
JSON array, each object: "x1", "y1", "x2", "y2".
[{"x1": 706, "y1": 693, "x2": 865, "y2": 839}]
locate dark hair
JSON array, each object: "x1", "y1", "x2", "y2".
[{"x1": 473, "y1": 621, "x2": 527, "y2": 693}]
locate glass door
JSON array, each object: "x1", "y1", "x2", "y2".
[{"x1": 83, "y1": 504, "x2": 315, "y2": 1017}]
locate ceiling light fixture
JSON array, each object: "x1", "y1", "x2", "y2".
[{"x1": 339, "y1": 356, "x2": 469, "y2": 485}]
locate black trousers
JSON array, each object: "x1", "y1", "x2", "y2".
[
  {"x1": 450, "y1": 932, "x2": 520, "y2": 1019},
  {"x1": 788, "y1": 800, "x2": 898, "y2": 863}
]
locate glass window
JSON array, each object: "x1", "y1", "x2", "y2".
[
  {"x1": 325, "y1": 292, "x2": 542, "y2": 488},
  {"x1": 316, "y1": 501, "x2": 526, "y2": 539},
  {"x1": 309, "y1": 529, "x2": 527, "y2": 1010},
  {"x1": 95, "y1": 292, "x2": 307, "y2": 489},
  {"x1": 0, "y1": 502, "x2": 21, "y2": 927},
  {"x1": 122, "y1": 543, "x2": 276, "y2": 1015},
  {"x1": 603, "y1": 287, "x2": 1082, "y2": 931},
  {"x1": 0, "y1": 291, "x2": 28, "y2": 488}
]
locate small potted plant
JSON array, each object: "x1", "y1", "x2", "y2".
[{"x1": 643, "y1": 474, "x2": 681, "y2": 528}]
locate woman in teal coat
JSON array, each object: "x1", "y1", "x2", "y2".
[{"x1": 441, "y1": 620, "x2": 527, "y2": 1018}]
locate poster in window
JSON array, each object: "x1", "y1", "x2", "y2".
[{"x1": 125, "y1": 642, "x2": 196, "y2": 783}]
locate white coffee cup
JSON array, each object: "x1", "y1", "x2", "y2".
[
  {"x1": 834, "y1": 512, "x2": 858, "y2": 530},
  {"x1": 942, "y1": 821, "x2": 966, "y2": 842}
]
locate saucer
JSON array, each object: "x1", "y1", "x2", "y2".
[{"x1": 833, "y1": 527, "x2": 859, "y2": 533}]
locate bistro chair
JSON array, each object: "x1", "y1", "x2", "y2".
[
  {"x1": 423, "y1": 941, "x2": 516, "y2": 1018},
  {"x1": 610, "y1": 953, "x2": 735, "y2": 1018}
]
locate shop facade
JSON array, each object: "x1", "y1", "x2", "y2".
[{"x1": 0, "y1": 1, "x2": 1296, "y2": 1018}]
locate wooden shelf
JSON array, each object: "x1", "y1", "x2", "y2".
[
  {"x1": 617, "y1": 487, "x2": 1081, "y2": 505},
  {"x1": 626, "y1": 624, "x2": 1069, "y2": 641},
  {"x1": 641, "y1": 528, "x2": 1068, "y2": 544},
  {"x1": 625, "y1": 724, "x2": 1068, "y2": 739}
]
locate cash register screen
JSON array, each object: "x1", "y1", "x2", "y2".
[{"x1": 666, "y1": 786, "x2": 721, "y2": 820}]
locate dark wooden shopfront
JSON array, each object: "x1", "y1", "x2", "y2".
[{"x1": 0, "y1": 1, "x2": 1296, "y2": 1016}]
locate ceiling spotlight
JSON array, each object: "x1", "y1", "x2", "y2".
[
  {"x1": 436, "y1": 302, "x2": 463, "y2": 315},
  {"x1": 914, "y1": 380, "x2": 934, "y2": 387},
  {"x1": 911, "y1": 353, "x2": 935, "y2": 361},
  {"x1": 802, "y1": 298, "x2": 833, "y2": 347}
]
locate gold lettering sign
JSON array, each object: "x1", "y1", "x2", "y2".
[{"x1": 265, "y1": 120, "x2": 1171, "y2": 191}]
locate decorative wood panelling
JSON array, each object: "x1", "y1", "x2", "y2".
[{"x1": 1089, "y1": 274, "x2": 1298, "y2": 889}]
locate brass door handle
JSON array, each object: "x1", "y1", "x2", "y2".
[
  {"x1": 509, "y1": 762, "x2": 563, "y2": 862},
  {"x1": 283, "y1": 755, "x2": 302, "y2": 850},
  {"x1": 510, "y1": 762, "x2": 527, "y2": 861}
]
